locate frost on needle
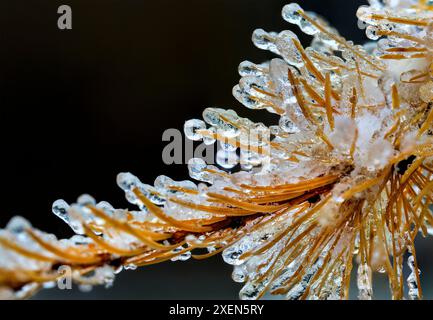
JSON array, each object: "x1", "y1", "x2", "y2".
[{"x1": 1, "y1": 0, "x2": 433, "y2": 300}]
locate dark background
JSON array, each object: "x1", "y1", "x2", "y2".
[{"x1": 1, "y1": 0, "x2": 432, "y2": 299}]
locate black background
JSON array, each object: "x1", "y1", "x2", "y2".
[{"x1": 0, "y1": 0, "x2": 375, "y2": 299}]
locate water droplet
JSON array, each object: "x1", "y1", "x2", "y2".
[
  {"x1": 282, "y1": 3, "x2": 303, "y2": 24},
  {"x1": 282, "y1": 4, "x2": 319, "y2": 35},
  {"x1": 117, "y1": 172, "x2": 140, "y2": 191},
  {"x1": 216, "y1": 149, "x2": 239, "y2": 169},
  {"x1": 275, "y1": 31, "x2": 304, "y2": 67},
  {"x1": 279, "y1": 116, "x2": 300, "y2": 133},
  {"x1": 220, "y1": 141, "x2": 237, "y2": 152},
  {"x1": 202, "y1": 108, "x2": 240, "y2": 138},
  {"x1": 78, "y1": 284, "x2": 93, "y2": 292},
  {"x1": 52, "y1": 199, "x2": 70, "y2": 224},
  {"x1": 239, "y1": 282, "x2": 265, "y2": 300},
  {"x1": 223, "y1": 246, "x2": 245, "y2": 266},
  {"x1": 188, "y1": 158, "x2": 213, "y2": 183},
  {"x1": 366, "y1": 25, "x2": 380, "y2": 40},
  {"x1": 238, "y1": 61, "x2": 264, "y2": 77},
  {"x1": 96, "y1": 201, "x2": 115, "y2": 216},
  {"x1": 6, "y1": 216, "x2": 31, "y2": 235},
  {"x1": 184, "y1": 119, "x2": 206, "y2": 141},
  {"x1": 77, "y1": 194, "x2": 96, "y2": 206},
  {"x1": 252, "y1": 29, "x2": 276, "y2": 51},
  {"x1": 233, "y1": 84, "x2": 265, "y2": 110},
  {"x1": 232, "y1": 266, "x2": 247, "y2": 283},
  {"x1": 125, "y1": 264, "x2": 137, "y2": 270},
  {"x1": 203, "y1": 130, "x2": 216, "y2": 147}
]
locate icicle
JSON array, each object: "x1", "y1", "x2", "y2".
[
  {"x1": 407, "y1": 255, "x2": 421, "y2": 300},
  {"x1": 357, "y1": 263, "x2": 373, "y2": 300}
]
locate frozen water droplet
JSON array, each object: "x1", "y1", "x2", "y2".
[
  {"x1": 188, "y1": 157, "x2": 206, "y2": 176},
  {"x1": 233, "y1": 84, "x2": 264, "y2": 110},
  {"x1": 178, "y1": 251, "x2": 192, "y2": 261},
  {"x1": 43, "y1": 281, "x2": 56, "y2": 289},
  {"x1": 282, "y1": 3, "x2": 303, "y2": 24},
  {"x1": 114, "y1": 265, "x2": 123, "y2": 274},
  {"x1": 79, "y1": 284, "x2": 93, "y2": 292},
  {"x1": 52, "y1": 199, "x2": 70, "y2": 224},
  {"x1": 366, "y1": 25, "x2": 380, "y2": 40},
  {"x1": 6, "y1": 216, "x2": 31, "y2": 235},
  {"x1": 252, "y1": 29, "x2": 277, "y2": 51},
  {"x1": 188, "y1": 158, "x2": 213, "y2": 183},
  {"x1": 232, "y1": 266, "x2": 247, "y2": 283},
  {"x1": 185, "y1": 234, "x2": 197, "y2": 243},
  {"x1": 275, "y1": 31, "x2": 304, "y2": 67},
  {"x1": 77, "y1": 194, "x2": 96, "y2": 206},
  {"x1": 203, "y1": 126, "x2": 216, "y2": 145},
  {"x1": 279, "y1": 116, "x2": 300, "y2": 133},
  {"x1": 239, "y1": 282, "x2": 265, "y2": 300},
  {"x1": 96, "y1": 201, "x2": 115, "y2": 215},
  {"x1": 117, "y1": 172, "x2": 140, "y2": 191},
  {"x1": 170, "y1": 246, "x2": 192, "y2": 261},
  {"x1": 299, "y1": 16, "x2": 319, "y2": 35},
  {"x1": 70, "y1": 235, "x2": 92, "y2": 245},
  {"x1": 154, "y1": 175, "x2": 173, "y2": 191},
  {"x1": 269, "y1": 58, "x2": 289, "y2": 87},
  {"x1": 202, "y1": 108, "x2": 240, "y2": 138},
  {"x1": 138, "y1": 184, "x2": 165, "y2": 205},
  {"x1": 358, "y1": 19, "x2": 368, "y2": 30},
  {"x1": 269, "y1": 125, "x2": 280, "y2": 135},
  {"x1": 220, "y1": 141, "x2": 237, "y2": 152},
  {"x1": 216, "y1": 149, "x2": 239, "y2": 169},
  {"x1": 124, "y1": 263, "x2": 137, "y2": 270},
  {"x1": 207, "y1": 246, "x2": 216, "y2": 253},
  {"x1": 184, "y1": 119, "x2": 206, "y2": 141},
  {"x1": 286, "y1": 283, "x2": 307, "y2": 300},
  {"x1": 223, "y1": 246, "x2": 245, "y2": 266},
  {"x1": 356, "y1": 5, "x2": 374, "y2": 24},
  {"x1": 282, "y1": 4, "x2": 319, "y2": 35},
  {"x1": 238, "y1": 61, "x2": 263, "y2": 77}
]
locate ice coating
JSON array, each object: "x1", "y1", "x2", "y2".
[{"x1": 1, "y1": 1, "x2": 433, "y2": 300}]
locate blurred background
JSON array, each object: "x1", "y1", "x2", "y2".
[{"x1": 0, "y1": 0, "x2": 432, "y2": 299}]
